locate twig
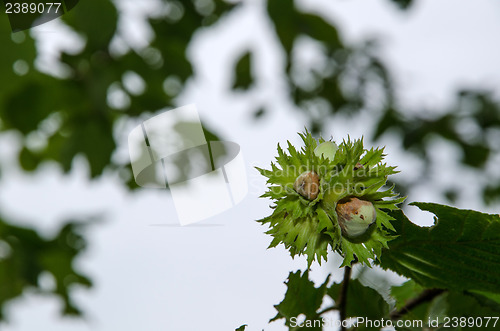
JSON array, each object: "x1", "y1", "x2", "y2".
[
  {"x1": 338, "y1": 266, "x2": 352, "y2": 331},
  {"x1": 317, "y1": 305, "x2": 338, "y2": 316},
  {"x1": 390, "y1": 288, "x2": 445, "y2": 320}
]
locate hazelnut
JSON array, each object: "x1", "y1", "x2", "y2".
[
  {"x1": 314, "y1": 141, "x2": 338, "y2": 161},
  {"x1": 336, "y1": 197, "x2": 376, "y2": 237},
  {"x1": 293, "y1": 171, "x2": 320, "y2": 200}
]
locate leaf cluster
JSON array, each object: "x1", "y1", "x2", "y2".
[
  {"x1": 265, "y1": 203, "x2": 500, "y2": 330},
  {"x1": 0, "y1": 216, "x2": 91, "y2": 320}
]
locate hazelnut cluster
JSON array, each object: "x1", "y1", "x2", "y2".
[{"x1": 257, "y1": 132, "x2": 404, "y2": 267}]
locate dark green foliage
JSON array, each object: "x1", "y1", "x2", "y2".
[
  {"x1": 0, "y1": 216, "x2": 91, "y2": 320},
  {"x1": 444, "y1": 291, "x2": 500, "y2": 330},
  {"x1": 391, "y1": 280, "x2": 424, "y2": 310},
  {"x1": 0, "y1": 0, "x2": 237, "y2": 321},
  {"x1": 393, "y1": 291, "x2": 500, "y2": 330},
  {"x1": 271, "y1": 270, "x2": 390, "y2": 330},
  {"x1": 374, "y1": 91, "x2": 500, "y2": 204},
  {"x1": 232, "y1": 51, "x2": 254, "y2": 90},
  {"x1": 380, "y1": 203, "x2": 500, "y2": 293},
  {"x1": 272, "y1": 254, "x2": 500, "y2": 330},
  {"x1": 328, "y1": 279, "x2": 389, "y2": 326},
  {"x1": 267, "y1": 0, "x2": 393, "y2": 132},
  {"x1": 270, "y1": 270, "x2": 330, "y2": 330},
  {"x1": 0, "y1": 0, "x2": 236, "y2": 179},
  {"x1": 390, "y1": 0, "x2": 414, "y2": 10}
]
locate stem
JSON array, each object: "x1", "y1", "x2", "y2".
[
  {"x1": 317, "y1": 305, "x2": 338, "y2": 316},
  {"x1": 390, "y1": 288, "x2": 445, "y2": 320},
  {"x1": 338, "y1": 266, "x2": 352, "y2": 331}
]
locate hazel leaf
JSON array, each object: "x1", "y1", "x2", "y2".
[
  {"x1": 380, "y1": 203, "x2": 500, "y2": 293},
  {"x1": 270, "y1": 270, "x2": 330, "y2": 329},
  {"x1": 328, "y1": 279, "x2": 390, "y2": 323}
]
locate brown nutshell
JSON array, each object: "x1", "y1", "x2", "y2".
[
  {"x1": 335, "y1": 197, "x2": 376, "y2": 237},
  {"x1": 354, "y1": 162, "x2": 364, "y2": 170},
  {"x1": 293, "y1": 171, "x2": 320, "y2": 200}
]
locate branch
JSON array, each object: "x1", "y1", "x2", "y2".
[
  {"x1": 338, "y1": 266, "x2": 352, "y2": 331},
  {"x1": 390, "y1": 288, "x2": 445, "y2": 320},
  {"x1": 317, "y1": 305, "x2": 338, "y2": 316}
]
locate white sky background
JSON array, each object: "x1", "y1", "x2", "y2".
[{"x1": 0, "y1": 0, "x2": 500, "y2": 330}]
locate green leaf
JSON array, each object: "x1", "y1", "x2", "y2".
[
  {"x1": 271, "y1": 270, "x2": 330, "y2": 330},
  {"x1": 339, "y1": 228, "x2": 393, "y2": 267},
  {"x1": 426, "y1": 291, "x2": 448, "y2": 323},
  {"x1": 380, "y1": 203, "x2": 500, "y2": 293},
  {"x1": 234, "y1": 325, "x2": 247, "y2": 331},
  {"x1": 391, "y1": 280, "x2": 424, "y2": 310},
  {"x1": 444, "y1": 291, "x2": 500, "y2": 330},
  {"x1": 232, "y1": 51, "x2": 254, "y2": 90},
  {"x1": 467, "y1": 291, "x2": 500, "y2": 313},
  {"x1": 328, "y1": 279, "x2": 390, "y2": 327}
]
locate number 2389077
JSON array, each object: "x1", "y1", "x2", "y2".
[
  {"x1": 442, "y1": 316, "x2": 498, "y2": 328},
  {"x1": 5, "y1": 2, "x2": 62, "y2": 14}
]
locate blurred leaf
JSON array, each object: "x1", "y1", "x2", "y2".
[
  {"x1": 483, "y1": 181, "x2": 500, "y2": 205},
  {"x1": 62, "y1": 117, "x2": 116, "y2": 177},
  {"x1": 252, "y1": 107, "x2": 266, "y2": 120},
  {"x1": 0, "y1": 0, "x2": 238, "y2": 182},
  {"x1": 373, "y1": 108, "x2": 401, "y2": 139},
  {"x1": 300, "y1": 13, "x2": 342, "y2": 48},
  {"x1": 232, "y1": 51, "x2": 254, "y2": 90},
  {"x1": 235, "y1": 325, "x2": 247, "y2": 331},
  {"x1": 0, "y1": 15, "x2": 38, "y2": 124},
  {"x1": 374, "y1": 90, "x2": 499, "y2": 171},
  {"x1": 202, "y1": 124, "x2": 222, "y2": 142},
  {"x1": 19, "y1": 147, "x2": 42, "y2": 171},
  {"x1": 267, "y1": 0, "x2": 341, "y2": 54},
  {"x1": 460, "y1": 141, "x2": 490, "y2": 167},
  {"x1": 62, "y1": 0, "x2": 117, "y2": 50},
  {"x1": 443, "y1": 189, "x2": 458, "y2": 204},
  {"x1": 0, "y1": 216, "x2": 91, "y2": 320},
  {"x1": 267, "y1": 0, "x2": 298, "y2": 55},
  {"x1": 3, "y1": 80, "x2": 57, "y2": 134},
  {"x1": 390, "y1": 0, "x2": 414, "y2": 10},
  {"x1": 380, "y1": 203, "x2": 500, "y2": 293}
]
